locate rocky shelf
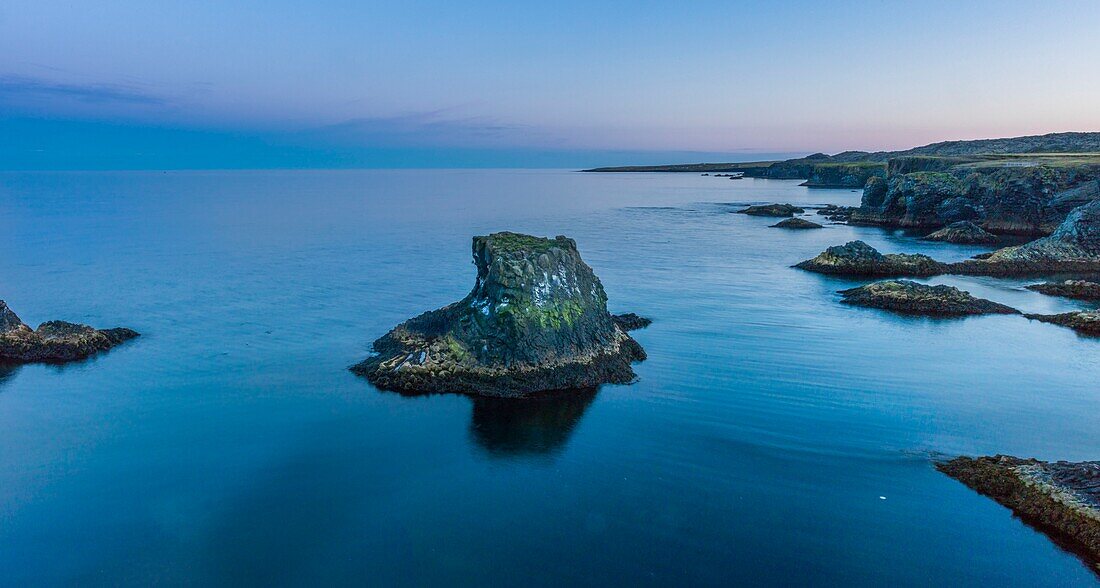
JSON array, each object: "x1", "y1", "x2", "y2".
[
  {"x1": 1026, "y1": 280, "x2": 1100, "y2": 300},
  {"x1": 839, "y1": 281, "x2": 1019, "y2": 316},
  {"x1": 921, "y1": 221, "x2": 998, "y2": 244},
  {"x1": 352, "y1": 232, "x2": 647, "y2": 397},
  {"x1": 735, "y1": 203, "x2": 804, "y2": 217},
  {"x1": 771, "y1": 217, "x2": 823, "y2": 229},
  {"x1": 0, "y1": 301, "x2": 139, "y2": 363},
  {"x1": 938, "y1": 455, "x2": 1100, "y2": 569}
]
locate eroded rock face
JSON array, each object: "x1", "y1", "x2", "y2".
[
  {"x1": 794, "y1": 240, "x2": 945, "y2": 277},
  {"x1": 921, "y1": 221, "x2": 998, "y2": 244},
  {"x1": 0, "y1": 301, "x2": 139, "y2": 363},
  {"x1": 1026, "y1": 280, "x2": 1100, "y2": 300},
  {"x1": 771, "y1": 217, "x2": 823, "y2": 229},
  {"x1": 937, "y1": 456, "x2": 1100, "y2": 569},
  {"x1": 352, "y1": 232, "x2": 646, "y2": 397},
  {"x1": 1025, "y1": 311, "x2": 1100, "y2": 336},
  {"x1": 735, "y1": 203, "x2": 805, "y2": 217},
  {"x1": 838, "y1": 280, "x2": 1019, "y2": 316}
]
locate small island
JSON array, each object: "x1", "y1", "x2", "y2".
[
  {"x1": 0, "y1": 301, "x2": 139, "y2": 363},
  {"x1": 352, "y1": 232, "x2": 647, "y2": 397},
  {"x1": 771, "y1": 218, "x2": 823, "y2": 230},
  {"x1": 839, "y1": 281, "x2": 1019, "y2": 316}
]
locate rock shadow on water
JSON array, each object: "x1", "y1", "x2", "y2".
[{"x1": 467, "y1": 388, "x2": 598, "y2": 459}]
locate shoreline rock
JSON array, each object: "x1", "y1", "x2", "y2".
[
  {"x1": 1025, "y1": 311, "x2": 1100, "y2": 336},
  {"x1": 771, "y1": 217, "x2": 823, "y2": 230},
  {"x1": 735, "y1": 203, "x2": 805, "y2": 217},
  {"x1": 937, "y1": 455, "x2": 1100, "y2": 569},
  {"x1": 839, "y1": 281, "x2": 1019, "y2": 316},
  {"x1": 0, "y1": 301, "x2": 139, "y2": 363},
  {"x1": 794, "y1": 240, "x2": 945, "y2": 277},
  {"x1": 351, "y1": 232, "x2": 646, "y2": 397},
  {"x1": 1026, "y1": 280, "x2": 1100, "y2": 300},
  {"x1": 921, "y1": 221, "x2": 999, "y2": 244},
  {"x1": 612, "y1": 313, "x2": 652, "y2": 331}
]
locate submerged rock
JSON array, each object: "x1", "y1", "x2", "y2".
[
  {"x1": 951, "y1": 200, "x2": 1100, "y2": 275},
  {"x1": 735, "y1": 203, "x2": 805, "y2": 217},
  {"x1": 1026, "y1": 280, "x2": 1100, "y2": 300},
  {"x1": 1025, "y1": 311, "x2": 1100, "y2": 336},
  {"x1": 770, "y1": 217, "x2": 823, "y2": 229},
  {"x1": 794, "y1": 240, "x2": 945, "y2": 277},
  {"x1": 612, "y1": 313, "x2": 652, "y2": 331},
  {"x1": 352, "y1": 232, "x2": 646, "y2": 397},
  {"x1": 839, "y1": 280, "x2": 1019, "y2": 316},
  {"x1": 0, "y1": 301, "x2": 139, "y2": 363},
  {"x1": 937, "y1": 455, "x2": 1100, "y2": 569},
  {"x1": 921, "y1": 221, "x2": 999, "y2": 244}
]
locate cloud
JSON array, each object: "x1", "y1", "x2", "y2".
[
  {"x1": 0, "y1": 74, "x2": 166, "y2": 107},
  {"x1": 301, "y1": 110, "x2": 543, "y2": 148}
]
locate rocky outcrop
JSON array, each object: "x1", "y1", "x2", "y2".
[
  {"x1": 802, "y1": 202, "x2": 1100, "y2": 278},
  {"x1": 771, "y1": 217, "x2": 823, "y2": 229},
  {"x1": 612, "y1": 313, "x2": 652, "y2": 331},
  {"x1": 0, "y1": 301, "x2": 139, "y2": 363},
  {"x1": 801, "y1": 162, "x2": 886, "y2": 188},
  {"x1": 937, "y1": 455, "x2": 1100, "y2": 569},
  {"x1": 951, "y1": 200, "x2": 1100, "y2": 275},
  {"x1": 922, "y1": 221, "x2": 999, "y2": 244},
  {"x1": 838, "y1": 281, "x2": 1018, "y2": 316},
  {"x1": 851, "y1": 157, "x2": 1100, "y2": 234},
  {"x1": 815, "y1": 205, "x2": 857, "y2": 222},
  {"x1": 735, "y1": 203, "x2": 805, "y2": 217},
  {"x1": 1025, "y1": 311, "x2": 1100, "y2": 336},
  {"x1": 352, "y1": 232, "x2": 646, "y2": 397},
  {"x1": 1026, "y1": 280, "x2": 1100, "y2": 300},
  {"x1": 794, "y1": 240, "x2": 945, "y2": 277}
]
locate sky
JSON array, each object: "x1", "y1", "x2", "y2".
[{"x1": 1, "y1": 0, "x2": 1099, "y2": 169}]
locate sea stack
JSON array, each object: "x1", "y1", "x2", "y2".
[
  {"x1": 0, "y1": 300, "x2": 139, "y2": 363},
  {"x1": 352, "y1": 232, "x2": 646, "y2": 397}
]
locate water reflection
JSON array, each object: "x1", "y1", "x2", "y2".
[
  {"x1": 468, "y1": 388, "x2": 598, "y2": 458},
  {"x1": 0, "y1": 362, "x2": 21, "y2": 389}
]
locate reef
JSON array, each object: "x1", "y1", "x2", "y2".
[
  {"x1": 0, "y1": 301, "x2": 139, "y2": 363},
  {"x1": 1025, "y1": 311, "x2": 1100, "y2": 336},
  {"x1": 838, "y1": 280, "x2": 1019, "y2": 316},
  {"x1": 938, "y1": 455, "x2": 1100, "y2": 569},
  {"x1": 771, "y1": 217, "x2": 823, "y2": 229},
  {"x1": 794, "y1": 240, "x2": 945, "y2": 277},
  {"x1": 1026, "y1": 280, "x2": 1100, "y2": 300},
  {"x1": 921, "y1": 221, "x2": 999, "y2": 244},
  {"x1": 352, "y1": 232, "x2": 646, "y2": 397},
  {"x1": 735, "y1": 203, "x2": 805, "y2": 217}
]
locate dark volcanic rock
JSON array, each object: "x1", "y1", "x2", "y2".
[
  {"x1": 735, "y1": 203, "x2": 805, "y2": 217},
  {"x1": 938, "y1": 455, "x2": 1100, "y2": 569},
  {"x1": 922, "y1": 221, "x2": 998, "y2": 244},
  {"x1": 771, "y1": 217, "x2": 823, "y2": 229},
  {"x1": 612, "y1": 313, "x2": 652, "y2": 331},
  {"x1": 815, "y1": 205, "x2": 857, "y2": 222},
  {"x1": 0, "y1": 301, "x2": 139, "y2": 363},
  {"x1": 794, "y1": 240, "x2": 946, "y2": 277},
  {"x1": 950, "y1": 200, "x2": 1100, "y2": 275},
  {"x1": 352, "y1": 232, "x2": 647, "y2": 397},
  {"x1": 1026, "y1": 280, "x2": 1100, "y2": 300},
  {"x1": 838, "y1": 280, "x2": 1019, "y2": 316},
  {"x1": 1025, "y1": 311, "x2": 1100, "y2": 336}
]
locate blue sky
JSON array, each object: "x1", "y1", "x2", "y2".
[{"x1": 2, "y1": 0, "x2": 1098, "y2": 169}]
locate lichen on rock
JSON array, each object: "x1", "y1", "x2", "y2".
[
  {"x1": 794, "y1": 240, "x2": 945, "y2": 277},
  {"x1": 352, "y1": 232, "x2": 646, "y2": 397}
]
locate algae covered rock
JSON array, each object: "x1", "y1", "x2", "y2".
[
  {"x1": 0, "y1": 301, "x2": 139, "y2": 363},
  {"x1": 1026, "y1": 280, "x2": 1100, "y2": 300},
  {"x1": 352, "y1": 232, "x2": 646, "y2": 397},
  {"x1": 838, "y1": 280, "x2": 1018, "y2": 316},
  {"x1": 794, "y1": 240, "x2": 946, "y2": 277},
  {"x1": 771, "y1": 217, "x2": 823, "y2": 229},
  {"x1": 921, "y1": 221, "x2": 998, "y2": 244},
  {"x1": 735, "y1": 203, "x2": 805, "y2": 217},
  {"x1": 937, "y1": 455, "x2": 1100, "y2": 569}
]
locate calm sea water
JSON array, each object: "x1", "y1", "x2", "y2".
[{"x1": 1, "y1": 169, "x2": 1099, "y2": 586}]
